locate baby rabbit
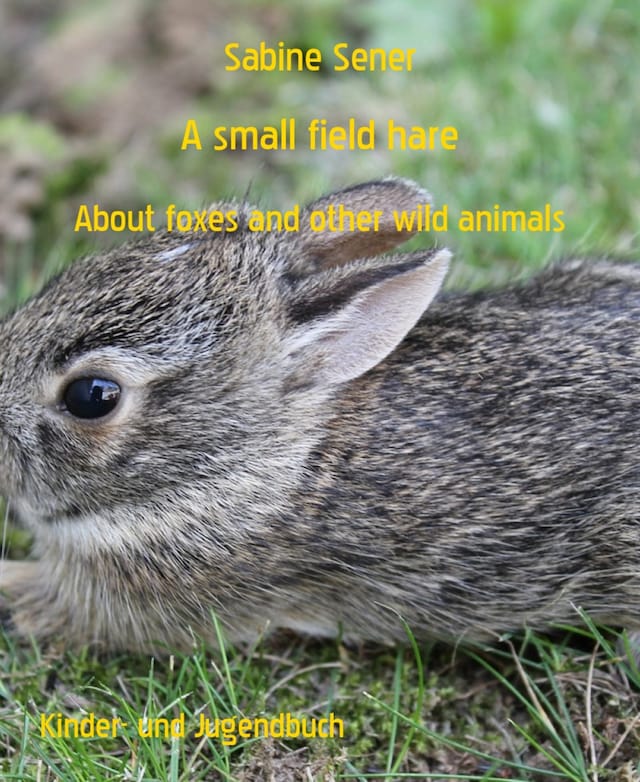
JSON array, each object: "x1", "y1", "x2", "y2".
[{"x1": 0, "y1": 177, "x2": 638, "y2": 653}]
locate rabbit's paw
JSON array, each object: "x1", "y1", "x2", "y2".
[
  {"x1": 617, "y1": 629, "x2": 640, "y2": 677},
  {"x1": 0, "y1": 595, "x2": 13, "y2": 633},
  {"x1": 0, "y1": 560, "x2": 44, "y2": 640}
]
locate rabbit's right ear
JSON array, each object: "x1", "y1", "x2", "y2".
[
  {"x1": 283, "y1": 248, "x2": 450, "y2": 388},
  {"x1": 294, "y1": 177, "x2": 433, "y2": 272}
]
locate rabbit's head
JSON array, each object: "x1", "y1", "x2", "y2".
[{"x1": 0, "y1": 179, "x2": 449, "y2": 549}]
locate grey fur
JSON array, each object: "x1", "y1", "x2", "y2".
[{"x1": 0, "y1": 178, "x2": 638, "y2": 652}]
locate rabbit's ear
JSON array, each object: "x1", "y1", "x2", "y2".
[
  {"x1": 284, "y1": 248, "x2": 450, "y2": 387},
  {"x1": 295, "y1": 177, "x2": 433, "y2": 271}
]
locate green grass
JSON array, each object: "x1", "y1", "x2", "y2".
[
  {"x1": 2, "y1": 621, "x2": 639, "y2": 780},
  {"x1": 2, "y1": 0, "x2": 640, "y2": 779}
]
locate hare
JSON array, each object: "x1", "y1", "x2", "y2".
[{"x1": 0, "y1": 177, "x2": 638, "y2": 653}]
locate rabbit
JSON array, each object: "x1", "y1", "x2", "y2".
[{"x1": 0, "y1": 176, "x2": 638, "y2": 653}]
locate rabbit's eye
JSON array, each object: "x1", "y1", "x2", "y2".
[{"x1": 62, "y1": 378, "x2": 121, "y2": 419}]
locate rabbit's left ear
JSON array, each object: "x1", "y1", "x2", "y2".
[{"x1": 283, "y1": 247, "x2": 450, "y2": 387}]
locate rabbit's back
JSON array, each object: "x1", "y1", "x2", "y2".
[{"x1": 273, "y1": 259, "x2": 640, "y2": 642}]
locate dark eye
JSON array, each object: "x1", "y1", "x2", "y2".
[{"x1": 62, "y1": 378, "x2": 121, "y2": 419}]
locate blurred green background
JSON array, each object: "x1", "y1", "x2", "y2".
[{"x1": 1, "y1": 0, "x2": 638, "y2": 303}]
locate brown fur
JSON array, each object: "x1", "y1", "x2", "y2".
[{"x1": 0, "y1": 178, "x2": 638, "y2": 652}]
